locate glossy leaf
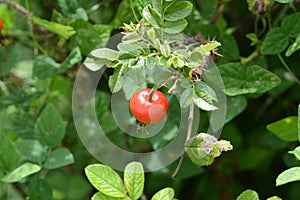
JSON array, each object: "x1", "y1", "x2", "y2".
[
  {"x1": 28, "y1": 179, "x2": 53, "y2": 200},
  {"x1": 219, "y1": 63, "x2": 281, "y2": 96},
  {"x1": 44, "y1": 147, "x2": 74, "y2": 169},
  {"x1": 236, "y1": 189, "x2": 259, "y2": 200},
  {"x1": 15, "y1": 139, "x2": 47, "y2": 164},
  {"x1": 163, "y1": 19, "x2": 188, "y2": 34},
  {"x1": 261, "y1": 28, "x2": 289, "y2": 55},
  {"x1": 151, "y1": 187, "x2": 175, "y2": 200},
  {"x1": 276, "y1": 167, "x2": 300, "y2": 186},
  {"x1": 285, "y1": 35, "x2": 300, "y2": 57},
  {"x1": 164, "y1": 1, "x2": 193, "y2": 21},
  {"x1": 124, "y1": 162, "x2": 144, "y2": 200},
  {"x1": 1, "y1": 162, "x2": 41, "y2": 183},
  {"x1": 266, "y1": 116, "x2": 298, "y2": 142},
  {"x1": 288, "y1": 146, "x2": 300, "y2": 160},
  {"x1": 0, "y1": 133, "x2": 20, "y2": 171},
  {"x1": 85, "y1": 164, "x2": 127, "y2": 198},
  {"x1": 34, "y1": 104, "x2": 65, "y2": 147}
]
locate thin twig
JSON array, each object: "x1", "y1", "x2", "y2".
[
  {"x1": 277, "y1": 53, "x2": 300, "y2": 86},
  {"x1": 0, "y1": 0, "x2": 31, "y2": 15},
  {"x1": 171, "y1": 101, "x2": 195, "y2": 179}
]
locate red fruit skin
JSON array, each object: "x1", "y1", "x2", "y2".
[
  {"x1": 129, "y1": 88, "x2": 169, "y2": 124},
  {"x1": 0, "y1": 18, "x2": 3, "y2": 31}
]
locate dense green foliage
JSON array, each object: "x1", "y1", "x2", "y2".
[{"x1": 0, "y1": 0, "x2": 300, "y2": 199}]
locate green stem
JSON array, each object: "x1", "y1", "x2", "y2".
[{"x1": 277, "y1": 53, "x2": 300, "y2": 86}]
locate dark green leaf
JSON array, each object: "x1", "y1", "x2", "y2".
[
  {"x1": 276, "y1": 167, "x2": 300, "y2": 186},
  {"x1": 163, "y1": 19, "x2": 187, "y2": 34},
  {"x1": 34, "y1": 104, "x2": 65, "y2": 147},
  {"x1": 0, "y1": 133, "x2": 20, "y2": 171},
  {"x1": 236, "y1": 189, "x2": 259, "y2": 200},
  {"x1": 124, "y1": 162, "x2": 144, "y2": 200},
  {"x1": 219, "y1": 63, "x2": 281, "y2": 96},
  {"x1": 28, "y1": 179, "x2": 53, "y2": 200},
  {"x1": 266, "y1": 116, "x2": 298, "y2": 142},
  {"x1": 1, "y1": 162, "x2": 41, "y2": 183},
  {"x1": 59, "y1": 47, "x2": 82, "y2": 72},
  {"x1": 180, "y1": 88, "x2": 193, "y2": 108},
  {"x1": 298, "y1": 104, "x2": 300, "y2": 143},
  {"x1": 151, "y1": 187, "x2": 175, "y2": 200},
  {"x1": 261, "y1": 28, "x2": 289, "y2": 55},
  {"x1": 225, "y1": 95, "x2": 247, "y2": 123},
  {"x1": 44, "y1": 148, "x2": 74, "y2": 169},
  {"x1": 15, "y1": 139, "x2": 46, "y2": 164},
  {"x1": 281, "y1": 12, "x2": 300, "y2": 37},
  {"x1": 109, "y1": 65, "x2": 127, "y2": 93},
  {"x1": 85, "y1": 164, "x2": 127, "y2": 198},
  {"x1": 164, "y1": 1, "x2": 193, "y2": 21}
]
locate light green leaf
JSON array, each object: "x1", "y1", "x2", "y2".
[
  {"x1": 90, "y1": 48, "x2": 118, "y2": 61},
  {"x1": 1, "y1": 162, "x2": 41, "y2": 183},
  {"x1": 91, "y1": 192, "x2": 127, "y2": 200},
  {"x1": 44, "y1": 148, "x2": 74, "y2": 169},
  {"x1": 34, "y1": 104, "x2": 65, "y2": 147},
  {"x1": 219, "y1": 63, "x2": 281, "y2": 96},
  {"x1": 261, "y1": 28, "x2": 289, "y2": 55},
  {"x1": 0, "y1": 133, "x2": 20, "y2": 171},
  {"x1": 276, "y1": 167, "x2": 300, "y2": 186},
  {"x1": 185, "y1": 133, "x2": 233, "y2": 166},
  {"x1": 164, "y1": 1, "x2": 193, "y2": 21},
  {"x1": 225, "y1": 95, "x2": 247, "y2": 123},
  {"x1": 266, "y1": 116, "x2": 298, "y2": 142},
  {"x1": 151, "y1": 187, "x2": 175, "y2": 200},
  {"x1": 180, "y1": 88, "x2": 193, "y2": 108},
  {"x1": 193, "y1": 96, "x2": 217, "y2": 111},
  {"x1": 160, "y1": 42, "x2": 171, "y2": 58},
  {"x1": 15, "y1": 139, "x2": 47, "y2": 164},
  {"x1": 135, "y1": 0, "x2": 151, "y2": 15},
  {"x1": 109, "y1": 65, "x2": 127, "y2": 93},
  {"x1": 28, "y1": 179, "x2": 53, "y2": 200},
  {"x1": 152, "y1": 0, "x2": 163, "y2": 13},
  {"x1": 163, "y1": 19, "x2": 188, "y2": 34},
  {"x1": 124, "y1": 162, "x2": 144, "y2": 200},
  {"x1": 85, "y1": 164, "x2": 127, "y2": 198},
  {"x1": 281, "y1": 12, "x2": 300, "y2": 37},
  {"x1": 275, "y1": 0, "x2": 293, "y2": 3},
  {"x1": 84, "y1": 57, "x2": 108, "y2": 71},
  {"x1": 236, "y1": 189, "x2": 259, "y2": 200},
  {"x1": 288, "y1": 146, "x2": 300, "y2": 160},
  {"x1": 266, "y1": 196, "x2": 282, "y2": 200},
  {"x1": 285, "y1": 35, "x2": 300, "y2": 57},
  {"x1": 201, "y1": 41, "x2": 221, "y2": 53},
  {"x1": 143, "y1": 5, "x2": 163, "y2": 28}
]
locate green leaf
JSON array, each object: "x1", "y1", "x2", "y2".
[
  {"x1": 15, "y1": 139, "x2": 47, "y2": 164},
  {"x1": 164, "y1": 1, "x2": 193, "y2": 21},
  {"x1": 33, "y1": 47, "x2": 82, "y2": 79},
  {"x1": 276, "y1": 167, "x2": 300, "y2": 186},
  {"x1": 281, "y1": 12, "x2": 300, "y2": 37},
  {"x1": 180, "y1": 88, "x2": 193, "y2": 108},
  {"x1": 34, "y1": 104, "x2": 65, "y2": 147},
  {"x1": 151, "y1": 187, "x2": 175, "y2": 200},
  {"x1": 91, "y1": 192, "x2": 127, "y2": 200},
  {"x1": 0, "y1": 133, "x2": 20, "y2": 171},
  {"x1": 275, "y1": 0, "x2": 293, "y2": 3},
  {"x1": 236, "y1": 189, "x2": 259, "y2": 200},
  {"x1": 44, "y1": 148, "x2": 74, "y2": 169},
  {"x1": 30, "y1": 16, "x2": 76, "y2": 40},
  {"x1": 201, "y1": 41, "x2": 221, "y2": 53},
  {"x1": 288, "y1": 146, "x2": 300, "y2": 160},
  {"x1": 28, "y1": 179, "x2": 53, "y2": 200},
  {"x1": 261, "y1": 28, "x2": 289, "y2": 55},
  {"x1": 135, "y1": 0, "x2": 151, "y2": 15},
  {"x1": 1, "y1": 162, "x2": 41, "y2": 183},
  {"x1": 90, "y1": 48, "x2": 118, "y2": 61},
  {"x1": 219, "y1": 63, "x2": 281, "y2": 96},
  {"x1": 193, "y1": 96, "x2": 218, "y2": 111},
  {"x1": 285, "y1": 34, "x2": 300, "y2": 57},
  {"x1": 124, "y1": 162, "x2": 144, "y2": 200},
  {"x1": 225, "y1": 95, "x2": 247, "y2": 123},
  {"x1": 185, "y1": 133, "x2": 233, "y2": 166},
  {"x1": 298, "y1": 104, "x2": 300, "y2": 143},
  {"x1": 163, "y1": 19, "x2": 188, "y2": 34},
  {"x1": 85, "y1": 164, "x2": 127, "y2": 198},
  {"x1": 109, "y1": 65, "x2": 127, "y2": 93},
  {"x1": 266, "y1": 116, "x2": 298, "y2": 142},
  {"x1": 143, "y1": 5, "x2": 163, "y2": 28},
  {"x1": 152, "y1": 0, "x2": 163, "y2": 13},
  {"x1": 266, "y1": 196, "x2": 282, "y2": 200}
]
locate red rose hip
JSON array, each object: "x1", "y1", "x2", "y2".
[{"x1": 129, "y1": 88, "x2": 169, "y2": 124}]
